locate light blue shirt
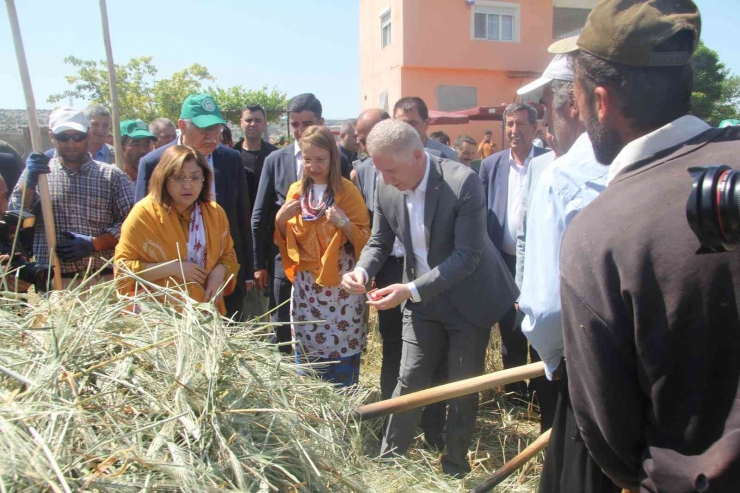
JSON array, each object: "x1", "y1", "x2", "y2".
[{"x1": 518, "y1": 132, "x2": 608, "y2": 379}]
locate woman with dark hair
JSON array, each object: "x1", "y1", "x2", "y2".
[
  {"x1": 275, "y1": 125, "x2": 370, "y2": 386},
  {"x1": 114, "y1": 145, "x2": 239, "y2": 315},
  {"x1": 220, "y1": 125, "x2": 234, "y2": 148}
]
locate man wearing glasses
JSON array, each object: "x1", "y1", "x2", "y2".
[
  {"x1": 135, "y1": 93, "x2": 254, "y2": 321},
  {"x1": 120, "y1": 119, "x2": 157, "y2": 194},
  {"x1": 10, "y1": 107, "x2": 133, "y2": 289}
]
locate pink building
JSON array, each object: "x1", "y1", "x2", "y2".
[{"x1": 359, "y1": 0, "x2": 597, "y2": 148}]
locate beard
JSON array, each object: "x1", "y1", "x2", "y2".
[
  {"x1": 57, "y1": 147, "x2": 88, "y2": 165},
  {"x1": 582, "y1": 106, "x2": 624, "y2": 165}
]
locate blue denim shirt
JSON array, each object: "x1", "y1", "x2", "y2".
[{"x1": 519, "y1": 132, "x2": 608, "y2": 379}]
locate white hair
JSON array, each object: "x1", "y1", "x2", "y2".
[{"x1": 366, "y1": 119, "x2": 423, "y2": 158}]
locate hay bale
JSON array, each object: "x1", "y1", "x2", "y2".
[{"x1": 0, "y1": 273, "x2": 542, "y2": 492}]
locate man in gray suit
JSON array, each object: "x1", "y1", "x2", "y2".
[
  {"x1": 251, "y1": 93, "x2": 324, "y2": 353},
  {"x1": 342, "y1": 120, "x2": 517, "y2": 477}
]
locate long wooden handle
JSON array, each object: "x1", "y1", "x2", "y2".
[
  {"x1": 99, "y1": 0, "x2": 124, "y2": 171},
  {"x1": 470, "y1": 429, "x2": 551, "y2": 493},
  {"x1": 353, "y1": 362, "x2": 545, "y2": 420},
  {"x1": 6, "y1": 0, "x2": 63, "y2": 291}
]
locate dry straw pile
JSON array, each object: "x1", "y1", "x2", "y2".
[{"x1": 0, "y1": 272, "x2": 541, "y2": 492}]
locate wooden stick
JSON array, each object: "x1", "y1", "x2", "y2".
[
  {"x1": 469, "y1": 429, "x2": 551, "y2": 493},
  {"x1": 98, "y1": 0, "x2": 124, "y2": 171},
  {"x1": 5, "y1": 0, "x2": 63, "y2": 291},
  {"x1": 353, "y1": 362, "x2": 545, "y2": 420}
]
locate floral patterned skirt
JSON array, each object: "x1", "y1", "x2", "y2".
[{"x1": 290, "y1": 243, "x2": 367, "y2": 359}]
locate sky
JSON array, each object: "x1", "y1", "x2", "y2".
[{"x1": 0, "y1": 0, "x2": 737, "y2": 120}]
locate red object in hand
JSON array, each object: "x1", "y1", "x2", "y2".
[
  {"x1": 292, "y1": 193, "x2": 301, "y2": 200},
  {"x1": 367, "y1": 289, "x2": 382, "y2": 301}
]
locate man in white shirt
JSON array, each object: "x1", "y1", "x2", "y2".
[
  {"x1": 478, "y1": 103, "x2": 550, "y2": 400},
  {"x1": 342, "y1": 120, "x2": 517, "y2": 477}
]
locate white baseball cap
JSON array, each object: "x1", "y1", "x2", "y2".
[
  {"x1": 49, "y1": 107, "x2": 89, "y2": 134},
  {"x1": 517, "y1": 55, "x2": 574, "y2": 95}
]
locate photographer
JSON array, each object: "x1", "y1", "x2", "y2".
[
  {"x1": 550, "y1": 1, "x2": 740, "y2": 491},
  {"x1": 0, "y1": 172, "x2": 31, "y2": 293}
]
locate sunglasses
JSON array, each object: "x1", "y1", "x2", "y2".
[{"x1": 54, "y1": 132, "x2": 88, "y2": 143}]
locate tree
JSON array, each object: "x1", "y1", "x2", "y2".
[
  {"x1": 48, "y1": 56, "x2": 288, "y2": 125},
  {"x1": 692, "y1": 41, "x2": 740, "y2": 126},
  {"x1": 210, "y1": 85, "x2": 288, "y2": 124}
]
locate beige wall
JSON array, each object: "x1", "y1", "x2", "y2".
[
  {"x1": 552, "y1": 0, "x2": 597, "y2": 8},
  {"x1": 360, "y1": 0, "x2": 404, "y2": 112},
  {"x1": 402, "y1": 0, "x2": 553, "y2": 74},
  {"x1": 400, "y1": 65, "x2": 539, "y2": 149}
]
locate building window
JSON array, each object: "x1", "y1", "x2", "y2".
[
  {"x1": 437, "y1": 85, "x2": 478, "y2": 112},
  {"x1": 472, "y1": 1, "x2": 519, "y2": 42},
  {"x1": 553, "y1": 7, "x2": 591, "y2": 39},
  {"x1": 379, "y1": 91, "x2": 389, "y2": 112},
  {"x1": 380, "y1": 9, "x2": 392, "y2": 48}
]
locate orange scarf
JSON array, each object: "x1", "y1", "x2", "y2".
[
  {"x1": 275, "y1": 178, "x2": 370, "y2": 287},
  {"x1": 114, "y1": 196, "x2": 239, "y2": 315}
]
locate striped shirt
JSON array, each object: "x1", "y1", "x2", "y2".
[{"x1": 10, "y1": 156, "x2": 133, "y2": 274}]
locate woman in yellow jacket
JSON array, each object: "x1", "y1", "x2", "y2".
[
  {"x1": 115, "y1": 145, "x2": 239, "y2": 315},
  {"x1": 275, "y1": 126, "x2": 370, "y2": 387}
]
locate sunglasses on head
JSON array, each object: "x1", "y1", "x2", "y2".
[{"x1": 54, "y1": 132, "x2": 87, "y2": 143}]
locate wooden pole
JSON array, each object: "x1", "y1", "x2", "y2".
[
  {"x1": 5, "y1": 0, "x2": 63, "y2": 291},
  {"x1": 353, "y1": 362, "x2": 545, "y2": 421},
  {"x1": 469, "y1": 429, "x2": 551, "y2": 493},
  {"x1": 98, "y1": 0, "x2": 124, "y2": 171}
]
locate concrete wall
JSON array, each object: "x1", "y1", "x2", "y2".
[
  {"x1": 402, "y1": 0, "x2": 553, "y2": 74},
  {"x1": 359, "y1": 0, "x2": 404, "y2": 112}
]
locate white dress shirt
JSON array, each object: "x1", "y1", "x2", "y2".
[
  {"x1": 607, "y1": 115, "x2": 711, "y2": 186},
  {"x1": 294, "y1": 141, "x2": 303, "y2": 179},
  {"x1": 356, "y1": 154, "x2": 431, "y2": 302},
  {"x1": 502, "y1": 146, "x2": 534, "y2": 255},
  {"x1": 403, "y1": 154, "x2": 432, "y2": 302}
]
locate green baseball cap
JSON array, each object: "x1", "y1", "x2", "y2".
[
  {"x1": 549, "y1": 0, "x2": 701, "y2": 67},
  {"x1": 120, "y1": 119, "x2": 156, "y2": 140},
  {"x1": 180, "y1": 93, "x2": 226, "y2": 128}
]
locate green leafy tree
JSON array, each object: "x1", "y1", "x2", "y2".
[
  {"x1": 692, "y1": 41, "x2": 740, "y2": 125},
  {"x1": 48, "y1": 57, "x2": 287, "y2": 125},
  {"x1": 209, "y1": 85, "x2": 288, "y2": 124}
]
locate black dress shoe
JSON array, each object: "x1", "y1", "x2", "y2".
[
  {"x1": 423, "y1": 430, "x2": 445, "y2": 452},
  {"x1": 441, "y1": 455, "x2": 472, "y2": 478}
]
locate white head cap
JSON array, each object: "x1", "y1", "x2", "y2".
[
  {"x1": 517, "y1": 55, "x2": 574, "y2": 95},
  {"x1": 48, "y1": 107, "x2": 89, "y2": 134}
]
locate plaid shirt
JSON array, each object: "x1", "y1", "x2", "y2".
[
  {"x1": 425, "y1": 137, "x2": 460, "y2": 161},
  {"x1": 10, "y1": 157, "x2": 133, "y2": 274}
]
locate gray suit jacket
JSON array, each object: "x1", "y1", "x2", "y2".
[
  {"x1": 514, "y1": 151, "x2": 555, "y2": 288},
  {"x1": 251, "y1": 143, "x2": 299, "y2": 279},
  {"x1": 357, "y1": 155, "x2": 518, "y2": 329},
  {"x1": 479, "y1": 146, "x2": 551, "y2": 252},
  {"x1": 356, "y1": 149, "x2": 442, "y2": 217}
]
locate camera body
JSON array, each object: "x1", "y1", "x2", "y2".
[
  {"x1": 686, "y1": 165, "x2": 740, "y2": 253},
  {"x1": 0, "y1": 210, "x2": 50, "y2": 287}
]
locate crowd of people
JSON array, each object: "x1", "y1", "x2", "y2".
[{"x1": 0, "y1": 0, "x2": 738, "y2": 491}]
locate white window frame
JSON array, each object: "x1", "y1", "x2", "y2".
[
  {"x1": 471, "y1": 1, "x2": 520, "y2": 43},
  {"x1": 379, "y1": 90, "x2": 389, "y2": 112},
  {"x1": 380, "y1": 8, "x2": 392, "y2": 49}
]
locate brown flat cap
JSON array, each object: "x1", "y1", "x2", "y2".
[{"x1": 549, "y1": 0, "x2": 701, "y2": 67}]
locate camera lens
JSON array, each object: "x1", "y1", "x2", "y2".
[{"x1": 686, "y1": 165, "x2": 740, "y2": 252}]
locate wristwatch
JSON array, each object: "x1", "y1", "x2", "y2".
[{"x1": 337, "y1": 217, "x2": 350, "y2": 228}]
